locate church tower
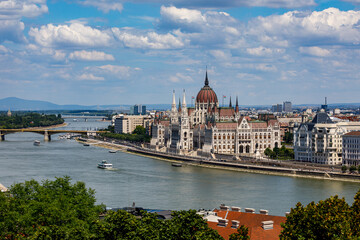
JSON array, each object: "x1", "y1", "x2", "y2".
[
  {"x1": 179, "y1": 90, "x2": 192, "y2": 151},
  {"x1": 170, "y1": 90, "x2": 178, "y2": 124}
]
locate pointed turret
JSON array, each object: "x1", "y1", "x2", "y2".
[
  {"x1": 205, "y1": 68, "x2": 209, "y2": 86},
  {"x1": 182, "y1": 89, "x2": 187, "y2": 110},
  {"x1": 171, "y1": 90, "x2": 176, "y2": 111},
  {"x1": 235, "y1": 96, "x2": 239, "y2": 113},
  {"x1": 229, "y1": 97, "x2": 232, "y2": 108},
  {"x1": 178, "y1": 98, "x2": 181, "y2": 112},
  {"x1": 7, "y1": 108, "x2": 11, "y2": 117}
]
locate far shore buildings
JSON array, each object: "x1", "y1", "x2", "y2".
[
  {"x1": 294, "y1": 110, "x2": 360, "y2": 165},
  {"x1": 114, "y1": 115, "x2": 152, "y2": 134},
  {"x1": 150, "y1": 72, "x2": 281, "y2": 157},
  {"x1": 342, "y1": 131, "x2": 360, "y2": 166}
]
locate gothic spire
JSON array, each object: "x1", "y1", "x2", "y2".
[
  {"x1": 178, "y1": 98, "x2": 181, "y2": 112},
  {"x1": 205, "y1": 67, "x2": 209, "y2": 86},
  {"x1": 229, "y1": 97, "x2": 232, "y2": 108},
  {"x1": 236, "y1": 96, "x2": 238, "y2": 107},
  {"x1": 182, "y1": 89, "x2": 187, "y2": 107},
  {"x1": 171, "y1": 90, "x2": 176, "y2": 111}
]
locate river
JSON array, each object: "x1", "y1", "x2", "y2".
[{"x1": 0, "y1": 117, "x2": 359, "y2": 216}]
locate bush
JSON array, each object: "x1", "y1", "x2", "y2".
[
  {"x1": 350, "y1": 165, "x2": 357, "y2": 173},
  {"x1": 342, "y1": 165, "x2": 347, "y2": 173}
]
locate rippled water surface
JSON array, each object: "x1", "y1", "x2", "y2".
[{"x1": 1, "y1": 117, "x2": 359, "y2": 216}]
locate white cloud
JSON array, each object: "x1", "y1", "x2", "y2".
[
  {"x1": 249, "y1": 8, "x2": 360, "y2": 47},
  {"x1": 69, "y1": 50, "x2": 115, "y2": 61},
  {"x1": 78, "y1": 73, "x2": 105, "y2": 81},
  {"x1": 299, "y1": 46, "x2": 331, "y2": 57},
  {"x1": 169, "y1": 72, "x2": 193, "y2": 83},
  {"x1": 84, "y1": 65, "x2": 140, "y2": 79},
  {"x1": 246, "y1": 46, "x2": 285, "y2": 56},
  {"x1": 0, "y1": 20, "x2": 25, "y2": 43},
  {"x1": 29, "y1": 23, "x2": 113, "y2": 48},
  {"x1": 237, "y1": 73, "x2": 263, "y2": 81},
  {"x1": 78, "y1": 0, "x2": 123, "y2": 13},
  {"x1": 112, "y1": 27, "x2": 185, "y2": 49},
  {"x1": 0, "y1": 0, "x2": 48, "y2": 20},
  {"x1": 0, "y1": 45, "x2": 9, "y2": 53}
]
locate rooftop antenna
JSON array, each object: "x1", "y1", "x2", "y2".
[{"x1": 325, "y1": 97, "x2": 327, "y2": 105}]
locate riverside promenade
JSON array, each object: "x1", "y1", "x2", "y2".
[{"x1": 84, "y1": 137, "x2": 360, "y2": 183}]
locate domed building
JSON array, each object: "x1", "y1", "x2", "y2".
[{"x1": 150, "y1": 70, "x2": 281, "y2": 157}]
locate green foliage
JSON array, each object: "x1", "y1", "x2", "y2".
[
  {"x1": 358, "y1": 166, "x2": 360, "y2": 174},
  {"x1": 97, "y1": 209, "x2": 223, "y2": 240},
  {"x1": 283, "y1": 131, "x2": 293, "y2": 144},
  {"x1": 0, "y1": 176, "x2": 103, "y2": 240},
  {"x1": 280, "y1": 189, "x2": 360, "y2": 240},
  {"x1": 229, "y1": 225, "x2": 250, "y2": 240},
  {"x1": 100, "y1": 125, "x2": 150, "y2": 143},
  {"x1": 350, "y1": 165, "x2": 357, "y2": 173},
  {"x1": 342, "y1": 165, "x2": 348, "y2": 173},
  {"x1": 133, "y1": 125, "x2": 147, "y2": 135},
  {"x1": 0, "y1": 112, "x2": 64, "y2": 129},
  {"x1": 264, "y1": 146, "x2": 294, "y2": 160}
]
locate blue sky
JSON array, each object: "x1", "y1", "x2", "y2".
[{"x1": 1, "y1": 0, "x2": 360, "y2": 106}]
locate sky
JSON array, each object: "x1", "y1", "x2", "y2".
[{"x1": 1, "y1": 0, "x2": 360, "y2": 106}]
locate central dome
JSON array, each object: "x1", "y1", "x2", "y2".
[{"x1": 196, "y1": 71, "x2": 218, "y2": 104}]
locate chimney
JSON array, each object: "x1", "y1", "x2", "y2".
[
  {"x1": 220, "y1": 205, "x2": 230, "y2": 211},
  {"x1": 217, "y1": 218, "x2": 228, "y2": 227},
  {"x1": 231, "y1": 220, "x2": 240, "y2": 229},
  {"x1": 259, "y1": 209, "x2": 269, "y2": 215},
  {"x1": 244, "y1": 208, "x2": 255, "y2": 213},
  {"x1": 231, "y1": 206, "x2": 241, "y2": 212},
  {"x1": 262, "y1": 220, "x2": 274, "y2": 230}
]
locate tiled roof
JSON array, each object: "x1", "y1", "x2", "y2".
[
  {"x1": 216, "y1": 122, "x2": 238, "y2": 130},
  {"x1": 249, "y1": 122, "x2": 268, "y2": 128},
  {"x1": 219, "y1": 108, "x2": 235, "y2": 117},
  {"x1": 311, "y1": 112, "x2": 333, "y2": 124},
  {"x1": 208, "y1": 209, "x2": 286, "y2": 240},
  {"x1": 159, "y1": 120, "x2": 170, "y2": 127},
  {"x1": 344, "y1": 131, "x2": 360, "y2": 136}
]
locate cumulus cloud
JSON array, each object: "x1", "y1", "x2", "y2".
[
  {"x1": 84, "y1": 65, "x2": 140, "y2": 79},
  {"x1": 0, "y1": 45, "x2": 9, "y2": 53},
  {"x1": 249, "y1": 8, "x2": 360, "y2": 47},
  {"x1": 0, "y1": 0, "x2": 48, "y2": 20},
  {"x1": 78, "y1": 73, "x2": 105, "y2": 81},
  {"x1": 169, "y1": 72, "x2": 193, "y2": 83},
  {"x1": 0, "y1": 20, "x2": 25, "y2": 43},
  {"x1": 246, "y1": 46, "x2": 285, "y2": 56},
  {"x1": 77, "y1": 0, "x2": 123, "y2": 13},
  {"x1": 299, "y1": 46, "x2": 331, "y2": 57},
  {"x1": 29, "y1": 23, "x2": 113, "y2": 48},
  {"x1": 112, "y1": 27, "x2": 185, "y2": 49},
  {"x1": 69, "y1": 50, "x2": 115, "y2": 61}
]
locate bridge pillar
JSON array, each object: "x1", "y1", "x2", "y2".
[
  {"x1": 0, "y1": 134, "x2": 4, "y2": 141},
  {"x1": 44, "y1": 130, "x2": 51, "y2": 141}
]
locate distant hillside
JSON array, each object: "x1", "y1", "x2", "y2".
[{"x1": 1, "y1": 97, "x2": 359, "y2": 111}]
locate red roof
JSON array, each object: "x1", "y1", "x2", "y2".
[
  {"x1": 208, "y1": 209, "x2": 286, "y2": 240},
  {"x1": 344, "y1": 131, "x2": 360, "y2": 136},
  {"x1": 216, "y1": 122, "x2": 238, "y2": 130},
  {"x1": 219, "y1": 108, "x2": 235, "y2": 117},
  {"x1": 249, "y1": 122, "x2": 268, "y2": 128},
  {"x1": 196, "y1": 85, "x2": 218, "y2": 104}
]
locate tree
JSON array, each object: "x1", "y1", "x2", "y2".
[
  {"x1": 283, "y1": 131, "x2": 293, "y2": 144},
  {"x1": 229, "y1": 225, "x2": 250, "y2": 240},
  {"x1": 0, "y1": 176, "x2": 103, "y2": 239},
  {"x1": 342, "y1": 165, "x2": 347, "y2": 173},
  {"x1": 280, "y1": 189, "x2": 360, "y2": 240},
  {"x1": 132, "y1": 125, "x2": 147, "y2": 135},
  {"x1": 350, "y1": 165, "x2": 357, "y2": 173},
  {"x1": 264, "y1": 148, "x2": 272, "y2": 157},
  {"x1": 358, "y1": 165, "x2": 360, "y2": 174}
]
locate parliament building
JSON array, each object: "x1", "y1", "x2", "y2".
[{"x1": 150, "y1": 71, "x2": 281, "y2": 157}]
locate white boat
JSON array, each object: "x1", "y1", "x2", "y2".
[
  {"x1": 33, "y1": 140, "x2": 40, "y2": 146},
  {"x1": 98, "y1": 160, "x2": 113, "y2": 169},
  {"x1": 171, "y1": 163, "x2": 182, "y2": 167},
  {"x1": 109, "y1": 150, "x2": 117, "y2": 153}
]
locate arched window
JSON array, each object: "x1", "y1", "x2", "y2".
[
  {"x1": 240, "y1": 145, "x2": 244, "y2": 153},
  {"x1": 246, "y1": 145, "x2": 250, "y2": 153}
]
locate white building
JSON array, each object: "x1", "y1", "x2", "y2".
[
  {"x1": 114, "y1": 115, "x2": 152, "y2": 134},
  {"x1": 150, "y1": 71, "x2": 281, "y2": 157},
  {"x1": 294, "y1": 110, "x2": 360, "y2": 165},
  {"x1": 342, "y1": 131, "x2": 360, "y2": 166}
]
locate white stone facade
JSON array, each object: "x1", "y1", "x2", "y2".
[{"x1": 342, "y1": 132, "x2": 360, "y2": 166}]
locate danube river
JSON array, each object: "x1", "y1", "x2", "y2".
[{"x1": 1, "y1": 118, "x2": 359, "y2": 216}]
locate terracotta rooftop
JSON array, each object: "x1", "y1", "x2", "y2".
[
  {"x1": 207, "y1": 209, "x2": 286, "y2": 240},
  {"x1": 249, "y1": 122, "x2": 268, "y2": 128},
  {"x1": 344, "y1": 131, "x2": 360, "y2": 136},
  {"x1": 216, "y1": 122, "x2": 238, "y2": 130},
  {"x1": 218, "y1": 108, "x2": 235, "y2": 117}
]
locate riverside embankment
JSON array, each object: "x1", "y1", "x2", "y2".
[{"x1": 84, "y1": 138, "x2": 360, "y2": 183}]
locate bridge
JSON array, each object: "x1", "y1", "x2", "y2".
[{"x1": 0, "y1": 129, "x2": 106, "y2": 141}]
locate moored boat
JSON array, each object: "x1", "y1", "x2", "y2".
[
  {"x1": 98, "y1": 160, "x2": 113, "y2": 169},
  {"x1": 109, "y1": 150, "x2": 117, "y2": 153},
  {"x1": 33, "y1": 140, "x2": 40, "y2": 146},
  {"x1": 171, "y1": 163, "x2": 182, "y2": 167}
]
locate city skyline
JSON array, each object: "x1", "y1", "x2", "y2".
[{"x1": 1, "y1": 0, "x2": 360, "y2": 105}]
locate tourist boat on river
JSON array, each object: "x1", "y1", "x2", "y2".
[
  {"x1": 98, "y1": 160, "x2": 113, "y2": 169},
  {"x1": 109, "y1": 150, "x2": 117, "y2": 153},
  {"x1": 171, "y1": 163, "x2": 182, "y2": 167},
  {"x1": 33, "y1": 140, "x2": 40, "y2": 146}
]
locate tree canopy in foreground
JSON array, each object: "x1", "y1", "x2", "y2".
[
  {"x1": 280, "y1": 189, "x2": 360, "y2": 240},
  {"x1": 0, "y1": 177, "x2": 223, "y2": 240}
]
